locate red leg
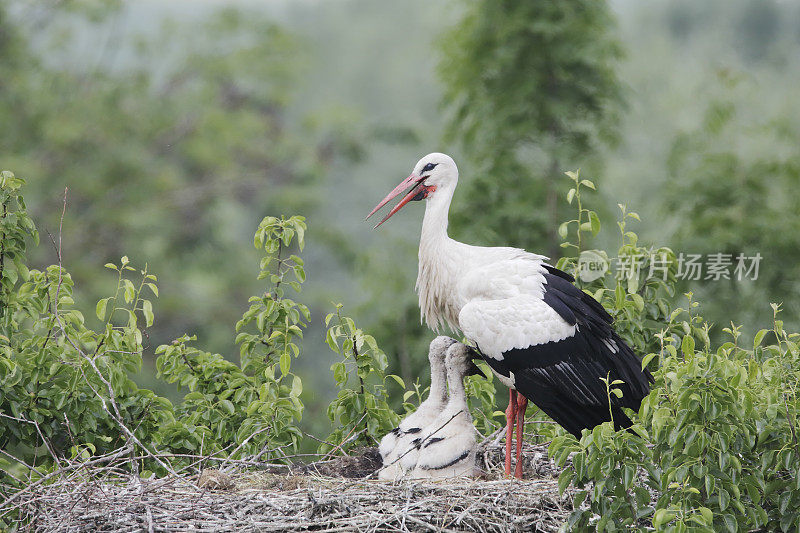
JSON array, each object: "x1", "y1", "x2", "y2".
[
  {"x1": 514, "y1": 396, "x2": 528, "y2": 480},
  {"x1": 504, "y1": 389, "x2": 517, "y2": 477}
]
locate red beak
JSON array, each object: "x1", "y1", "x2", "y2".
[{"x1": 365, "y1": 174, "x2": 426, "y2": 228}]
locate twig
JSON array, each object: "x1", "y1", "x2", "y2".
[
  {"x1": 49, "y1": 188, "x2": 180, "y2": 479},
  {"x1": 323, "y1": 411, "x2": 370, "y2": 461},
  {"x1": 218, "y1": 426, "x2": 274, "y2": 471},
  {"x1": 479, "y1": 427, "x2": 504, "y2": 447},
  {"x1": 0, "y1": 448, "x2": 43, "y2": 477}
]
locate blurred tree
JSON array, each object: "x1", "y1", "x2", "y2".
[
  {"x1": 282, "y1": 0, "x2": 458, "y2": 401},
  {"x1": 662, "y1": 72, "x2": 800, "y2": 334},
  {"x1": 440, "y1": 0, "x2": 624, "y2": 258},
  {"x1": 735, "y1": 0, "x2": 779, "y2": 64},
  {"x1": 664, "y1": 0, "x2": 719, "y2": 41},
  {"x1": 354, "y1": 237, "x2": 429, "y2": 389},
  {"x1": 0, "y1": 3, "x2": 350, "y2": 369}
]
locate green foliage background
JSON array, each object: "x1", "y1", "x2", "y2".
[
  {"x1": 3, "y1": 0, "x2": 800, "y2": 529},
  {"x1": 3, "y1": 0, "x2": 796, "y2": 404}
]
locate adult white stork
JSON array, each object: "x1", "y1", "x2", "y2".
[{"x1": 366, "y1": 153, "x2": 653, "y2": 479}]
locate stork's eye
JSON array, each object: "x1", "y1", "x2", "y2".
[{"x1": 422, "y1": 162, "x2": 438, "y2": 173}]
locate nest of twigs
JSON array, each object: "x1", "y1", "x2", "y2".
[{"x1": 6, "y1": 440, "x2": 572, "y2": 532}]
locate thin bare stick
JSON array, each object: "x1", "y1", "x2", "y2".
[{"x1": 322, "y1": 411, "x2": 370, "y2": 461}]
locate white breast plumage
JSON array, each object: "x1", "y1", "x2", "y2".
[{"x1": 416, "y1": 239, "x2": 462, "y2": 332}]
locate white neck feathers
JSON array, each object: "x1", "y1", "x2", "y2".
[
  {"x1": 416, "y1": 189, "x2": 462, "y2": 332},
  {"x1": 446, "y1": 364, "x2": 467, "y2": 407}
]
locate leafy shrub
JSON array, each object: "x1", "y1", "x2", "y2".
[
  {"x1": 0, "y1": 178, "x2": 313, "y2": 483},
  {"x1": 513, "y1": 171, "x2": 680, "y2": 446},
  {"x1": 322, "y1": 305, "x2": 401, "y2": 453},
  {"x1": 0, "y1": 175, "x2": 174, "y2": 472},
  {"x1": 553, "y1": 303, "x2": 800, "y2": 532},
  {"x1": 0, "y1": 175, "x2": 419, "y2": 495},
  {"x1": 556, "y1": 170, "x2": 679, "y2": 362},
  {"x1": 153, "y1": 215, "x2": 309, "y2": 461},
  {"x1": 235, "y1": 215, "x2": 309, "y2": 377},
  {"x1": 549, "y1": 172, "x2": 800, "y2": 532}
]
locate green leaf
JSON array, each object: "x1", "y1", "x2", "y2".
[
  {"x1": 95, "y1": 298, "x2": 110, "y2": 321},
  {"x1": 722, "y1": 514, "x2": 736, "y2": 533},
  {"x1": 626, "y1": 274, "x2": 639, "y2": 294},
  {"x1": 698, "y1": 507, "x2": 713, "y2": 526},
  {"x1": 291, "y1": 375, "x2": 303, "y2": 396},
  {"x1": 279, "y1": 352, "x2": 291, "y2": 375},
  {"x1": 588, "y1": 211, "x2": 600, "y2": 236},
  {"x1": 779, "y1": 490, "x2": 791, "y2": 514},
  {"x1": 293, "y1": 265, "x2": 306, "y2": 283},
  {"x1": 558, "y1": 221, "x2": 570, "y2": 239},
  {"x1": 142, "y1": 300, "x2": 154, "y2": 327},
  {"x1": 753, "y1": 329, "x2": 768, "y2": 348},
  {"x1": 630, "y1": 293, "x2": 644, "y2": 312},
  {"x1": 622, "y1": 464, "x2": 635, "y2": 488},
  {"x1": 219, "y1": 400, "x2": 235, "y2": 415},
  {"x1": 146, "y1": 283, "x2": 159, "y2": 297},
  {"x1": 295, "y1": 225, "x2": 305, "y2": 250},
  {"x1": 681, "y1": 335, "x2": 695, "y2": 358},
  {"x1": 653, "y1": 509, "x2": 675, "y2": 529},
  {"x1": 387, "y1": 374, "x2": 405, "y2": 388},
  {"x1": 325, "y1": 328, "x2": 339, "y2": 352},
  {"x1": 615, "y1": 283, "x2": 625, "y2": 308},
  {"x1": 718, "y1": 487, "x2": 730, "y2": 511},
  {"x1": 123, "y1": 279, "x2": 136, "y2": 303},
  {"x1": 332, "y1": 362, "x2": 346, "y2": 384},
  {"x1": 558, "y1": 471, "x2": 572, "y2": 495}
]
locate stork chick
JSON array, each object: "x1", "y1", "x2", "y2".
[
  {"x1": 378, "y1": 336, "x2": 456, "y2": 481},
  {"x1": 410, "y1": 342, "x2": 478, "y2": 479}
]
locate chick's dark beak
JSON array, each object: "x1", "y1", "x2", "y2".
[
  {"x1": 466, "y1": 360, "x2": 484, "y2": 377},
  {"x1": 465, "y1": 346, "x2": 485, "y2": 377}
]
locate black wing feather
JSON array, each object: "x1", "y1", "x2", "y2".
[{"x1": 478, "y1": 264, "x2": 653, "y2": 438}]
